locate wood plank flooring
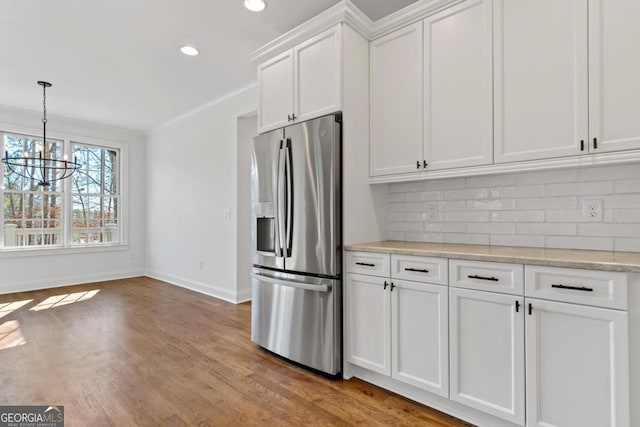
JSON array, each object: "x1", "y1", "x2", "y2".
[{"x1": 0, "y1": 277, "x2": 472, "y2": 426}]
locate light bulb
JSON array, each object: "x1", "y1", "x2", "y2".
[
  {"x1": 180, "y1": 46, "x2": 199, "y2": 56},
  {"x1": 244, "y1": 0, "x2": 265, "y2": 12}
]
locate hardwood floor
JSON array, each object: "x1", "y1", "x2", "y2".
[{"x1": 0, "y1": 277, "x2": 472, "y2": 426}]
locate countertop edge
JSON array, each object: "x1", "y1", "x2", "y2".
[{"x1": 344, "y1": 242, "x2": 640, "y2": 273}]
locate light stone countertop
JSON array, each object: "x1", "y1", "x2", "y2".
[{"x1": 344, "y1": 241, "x2": 640, "y2": 273}]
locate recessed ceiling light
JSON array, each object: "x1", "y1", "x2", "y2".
[
  {"x1": 180, "y1": 45, "x2": 199, "y2": 56},
  {"x1": 244, "y1": 0, "x2": 266, "y2": 12}
]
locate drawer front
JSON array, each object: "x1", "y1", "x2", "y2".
[
  {"x1": 525, "y1": 265, "x2": 628, "y2": 310},
  {"x1": 346, "y1": 251, "x2": 390, "y2": 277},
  {"x1": 450, "y1": 259, "x2": 524, "y2": 295},
  {"x1": 391, "y1": 254, "x2": 448, "y2": 285}
]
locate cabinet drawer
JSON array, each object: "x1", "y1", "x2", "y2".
[
  {"x1": 525, "y1": 265, "x2": 628, "y2": 310},
  {"x1": 391, "y1": 254, "x2": 447, "y2": 285},
  {"x1": 346, "y1": 251, "x2": 390, "y2": 277},
  {"x1": 450, "y1": 259, "x2": 524, "y2": 295}
]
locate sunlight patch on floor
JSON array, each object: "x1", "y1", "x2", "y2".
[
  {"x1": 0, "y1": 299, "x2": 33, "y2": 320},
  {"x1": 29, "y1": 290, "x2": 100, "y2": 311},
  {"x1": 0, "y1": 320, "x2": 26, "y2": 350}
]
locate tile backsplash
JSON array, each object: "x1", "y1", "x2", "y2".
[{"x1": 387, "y1": 164, "x2": 640, "y2": 252}]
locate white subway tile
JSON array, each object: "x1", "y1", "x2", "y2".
[
  {"x1": 425, "y1": 178, "x2": 467, "y2": 190},
  {"x1": 388, "y1": 212, "x2": 406, "y2": 222},
  {"x1": 445, "y1": 233, "x2": 490, "y2": 245},
  {"x1": 445, "y1": 211, "x2": 490, "y2": 222},
  {"x1": 467, "y1": 223, "x2": 516, "y2": 234},
  {"x1": 389, "y1": 202, "x2": 425, "y2": 212},
  {"x1": 546, "y1": 236, "x2": 614, "y2": 251},
  {"x1": 490, "y1": 234, "x2": 546, "y2": 248},
  {"x1": 579, "y1": 164, "x2": 640, "y2": 181},
  {"x1": 490, "y1": 185, "x2": 545, "y2": 198},
  {"x1": 614, "y1": 238, "x2": 640, "y2": 252},
  {"x1": 578, "y1": 223, "x2": 640, "y2": 237},
  {"x1": 517, "y1": 223, "x2": 578, "y2": 235},
  {"x1": 546, "y1": 181, "x2": 614, "y2": 196},
  {"x1": 444, "y1": 188, "x2": 489, "y2": 201},
  {"x1": 517, "y1": 169, "x2": 578, "y2": 185},
  {"x1": 406, "y1": 191, "x2": 443, "y2": 202},
  {"x1": 437, "y1": 200, "x2": 467, "y2": 211},
  {"x1": 467, "y1": 174, "x2": 517, "y2": 188},
  {"x1": 389, "y1": 181, "x2": 425, "y2": 193},
  {"x1": 614, "y1": 178, "x2": 640, "y2": 194},
  {"x1": 516, "y1": 197, "x2": 577, "y2": 210},
  {"x1": 424, "y1": 222, "x2": 466, "y2": 233},
  {"x1": 467, "y1": 199, "x2": 516, "y2": 211},
  {"x1": 602, "y1": 195, "x2": 640, "y2": 208},
  {"x1": 388, "y1": 193, "x2": 406, "y2": 203},
  {"x1": 544, "y1": 209, "x2": 581, "y2": 223},
  {"x1": 387, "y1": 231, "x2": 406, "y2": 241},
  {"x1": 406, "y1": 233, "x2": 444, "y2": 243},
  {"x1": 614, "y1": 209, "x2": 640, "y2": 223},
  {"x1": 491, "y1": 210, "x2": 545, "y2": 222},
  {"x1": 405, "y1": 212, "x2": 428, "y2": 222}
]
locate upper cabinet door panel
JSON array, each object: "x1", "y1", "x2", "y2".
[
  {"x1": 423, "y1": 0, "x2": 493, "y2": 171},
  {"x1": 258, "y1": 51, "x2": 294, "y2": 133},
  {"x1": 370, "y1": 22, "x2": 423, "y2": 177},
  {"x1": 494, "y1": 0, "x2": 588, "y2": 163},
  {"x1": 294, "y1": 25, "x2": 342, "y2": 123},
  {"x1": 588, "y1": 0, "x2": 640, "y2": 154}
]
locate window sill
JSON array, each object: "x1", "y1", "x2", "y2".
[{"x1": 0, "y1": 243, "x2": 129, "y2": 259}]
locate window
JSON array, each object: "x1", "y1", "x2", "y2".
[{"x1": 2, "y1": 131, "x2": 122, "y2": 250}]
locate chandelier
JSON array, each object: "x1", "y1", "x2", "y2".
[{"x1": 2, "y1": 81, "x2": 81, "y2": 187}]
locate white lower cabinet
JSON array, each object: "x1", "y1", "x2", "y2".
[
  {"x1": 449, "y1": 287, "x2": 525, "y2": 425},
  {"x1": 345, "y1": 262, "x2": 449, "y2": 396},
  {"x1": 525, "y1": 298, "x2": 629, "y2": 427},
  {"x1": 345, "y1": 252, "x2": 633, "y2": 427}
]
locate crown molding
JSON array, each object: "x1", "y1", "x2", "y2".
[
  {"x1": 147, "y1": 83, "x2": 257, "y2": 135},
  {"x1": 370, "y1": 0, "x2": 465, "y2": 39},
  {"x1": 248, "y1": 1, "x2": 373, "y2": 64}
]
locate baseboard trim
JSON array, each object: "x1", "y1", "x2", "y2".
[
  {"x1": 145, "y1": 270, "x2": 249, "y2": 304},
  {"x1": 0, "y1": 269, "x2": 146, "y2": 295}
]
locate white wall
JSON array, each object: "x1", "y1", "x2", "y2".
[
  {"x1": 0, "y1": 105, "x2": 147, "y2": 293},
  {"x1": 236, "y1": 114, "x2": 256, "y2": 301},
  {"x1": 386, "y1": 163, "x2": 640, "y2": 252},
  {"x1": 145, "y1": 87, "x2": 257, "y2": 303}
]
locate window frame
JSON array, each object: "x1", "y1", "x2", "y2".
[{"x1": 0, "y1": 124, "x2": 128, "y2": 255}]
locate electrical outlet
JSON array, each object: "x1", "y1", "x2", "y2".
[
  {"x1": 583, "y1": 199, "x2": 603, "y2": 222},
  {"x1": 426, "y1": 204, "x2": 438, "y2": 221},
  {"x1": 223, "y1": 209, "x2": 231, "y2": 220}
]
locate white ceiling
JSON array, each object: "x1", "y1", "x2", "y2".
[{"x1": 0, "y1": 0, "x2": 416, "y2": 132}]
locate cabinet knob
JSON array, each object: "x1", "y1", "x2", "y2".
[
  {"x1": 580, "y1": 140, "x2": 585, "y2": 151},
  {"x1": 593, "y1": 138, "x2": 598, "y2": 149},
  {"x1": 383, "y1": 281, "x2": 389, "y2": 290},
  {"x1": 416, "y1": 160, "x2": 421, "y2": 169},
  {"x1": 423, "y1": 160, "x2": 428, "y2": 168},
  {"x1": 291, "y1": 113, "x2": 296, "y2": 121},
  {"x1": 287, "y1": 114, "x2": 292, "y2": 122}
]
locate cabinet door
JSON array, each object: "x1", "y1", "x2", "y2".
[
  {"x1": 345, "y1": 273, "x2": 391, "y2": 375},
  {"x1": 588, "y1": 0, "x2": 640, "y2": 153},
  {"x1": 423, "y1": 0, "x2": 493, "y2": 171},
  {"x1": 494, "y1": 0, "x2": 588, "y2": 163},
  {"x1": 391, "y1": 280, "x2": 448, "y2": 396},
  {"x1": 526, "y1": 298, "x2": 629, "y2": 427},
  {"x1": 449, "y1": 287, "x2": 525, "y2": 425},
  {"x1": 294, "y1": 25, "x2": 342, "y2": 123},
  {"x1": 370, "y1": 22, "x2": 423, "y2": 177},
  {"x1": 257, "y1": 50, "x2": 293, "y2": 133}
]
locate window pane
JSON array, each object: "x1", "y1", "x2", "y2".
[{"x1": 70, "y1": 143, "x2": 120, "y2": 246}]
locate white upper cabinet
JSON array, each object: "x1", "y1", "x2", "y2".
[
  {"x1": 294, "y1": 26, "x2": 342, "y2": 124},
  {"x1": 370, "y1": 22, "x2": 423, "y2": 177},
  {"x1": 423, "y1": 0, "x2": 493, "y2": 170},
  {"x1": 588, "y1": 0, "x2": 640, "y2": 154},
  {"x1": 257, "y1": 25, "x2": 342, "y2": 134},
  {"x1": 493, "y1": 0, "x2": 589, "y2": 163},
  {"x1": 257, "y1": 50, "x2": 294, "y2": 133}
]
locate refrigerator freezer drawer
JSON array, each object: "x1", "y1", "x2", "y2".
[{"x1": 251, "y1": 270, "x2": 341, "y2": 375}]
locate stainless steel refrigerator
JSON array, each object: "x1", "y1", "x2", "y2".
[{"x1": 250, "y1": 113, "x2": 341, "y2": 375}]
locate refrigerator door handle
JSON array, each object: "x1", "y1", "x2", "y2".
[
  {"x1": 276, "y1": 140, "x2": 286, "y2": 257},
  {"x1": 251, "y1": 273, "x2": 331, "y2": 293},
  {"x1": 285, "y1": 138, "x2": 294, "y2": 257}
]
